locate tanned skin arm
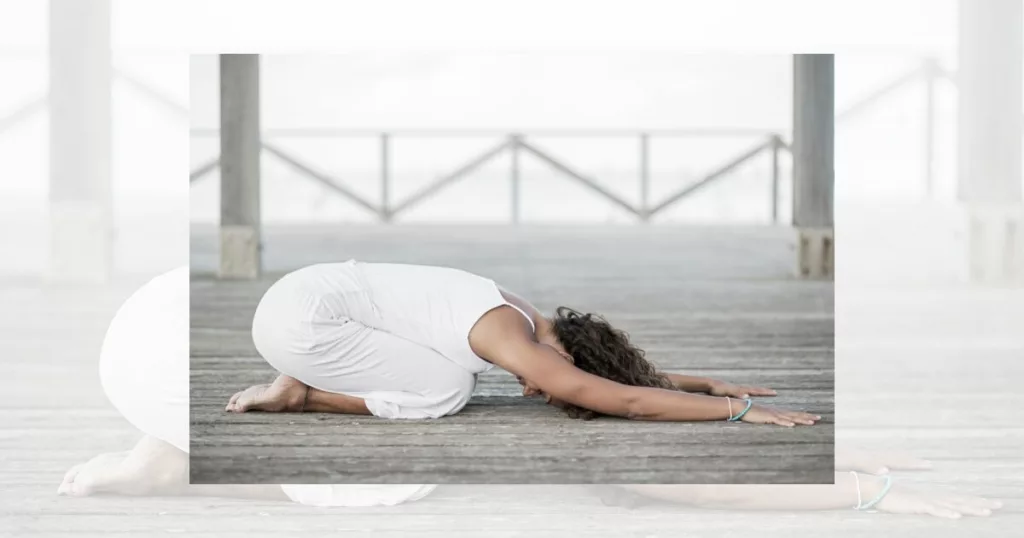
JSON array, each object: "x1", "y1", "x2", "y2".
[
  {"x1": 496, "y1": 287, "x2": 774, "y2": 399},
  {"x1": 497, "y1": 286, "x2": 552, "y2": 336},
  {"x1": 471, "y1": 307, "x2": 816, "y2": 425},
  {"x1": 663, "y1": 374, "x2": 717, "y2": 393}
]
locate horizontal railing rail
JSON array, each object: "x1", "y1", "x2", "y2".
[
  {"x1": 0, "y1": 57, "x2": 957, "y2": 221},
  {"x1": 188, "y1": 127, "x2": 781, "y2": 138},
  {"x1": 188, "y1": 130, "x2": 788, "y2": 223},
  {"x1": 183, "y1": 57, "x2": 960, "y2": 222}
]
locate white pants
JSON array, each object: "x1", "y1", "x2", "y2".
[
  {"x1": 251, "y1": 264, "x2": 477, "y2": 419},
  {"x1": 99, "y1": 266, "x2": 436, "y2": 507}
]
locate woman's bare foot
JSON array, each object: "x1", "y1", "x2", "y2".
[
  {"x1": 57, "y1": 436, "x2": 188, "y2": 497},
  {"x1": 226, "y1": 374, "x2": 309, "y2": 413},
  {"x1": 836, "y1": 448, "x2": 933, "y2": 475}
]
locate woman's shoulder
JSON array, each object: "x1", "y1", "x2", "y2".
[{"x1": 467, "y1": 304, "x2": 538, "y2": 358}]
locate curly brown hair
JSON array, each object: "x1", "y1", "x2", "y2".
[{"x1": 549, "y1": 306, "x2": 676, "y2": 420}]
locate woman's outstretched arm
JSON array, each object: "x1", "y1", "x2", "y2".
[
  {"x1": 662, "y1": 373, "x2": 716, "y2": 392},
  {"x1": 624, "y1": 472, "x2": 878, "y2": 510},
  {"x1": 620, "y1": 472, "x2": 1000, "y2": 518},
  {"x1": 477, "y1": 315, "x2": 818, "y2": 425},
  {"x1": 663, "y1": 373, "x2": 778, "y2": 398}
]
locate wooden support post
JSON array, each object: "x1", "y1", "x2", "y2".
[
  {"x1": 958, "y1": 0, "x2": 1023, "y2": 284},
  {"x1": 381, "y1": 133, "x2": 391, "y2": 222},
  {"x1": 218, "y1": 54, "x2": 262, "y2": 279},
  {"x1": 639, "y1": 133, "x2": 651, "y2": 222},
  {"x1": 48, "y1": 0, "x2": 112, "y2": 283},
  {"x1": 792, "y1": 54, "x2": 835, "y2": 279},
  {"x1": 510, "y1": 135, "x2": 521, "y2": 225}
]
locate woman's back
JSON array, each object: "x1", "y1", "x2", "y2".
[{"x1": 256, "y1": 260, "x2": 511, "y2": 374}]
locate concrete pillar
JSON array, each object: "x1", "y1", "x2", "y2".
[
  {"x1": 792, "y1": 54, "x2": 835, "y2": 279},
  {"x1": 48, "y1": 0, "x2": 112, "y2": 283},
  {"x1": 958, "y1": 0, "x2": 1023, "y2": 284},
  {"x1": 219, "y1": 55, "x2": 261, "y2": 279}
]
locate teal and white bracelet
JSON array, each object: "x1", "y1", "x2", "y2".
[
  {"x1": 727, "y1": 398, "x2": 753, "y2": 422},
  {"x1": 850, "y1": 471, "x2": 894, "y2": 511}
]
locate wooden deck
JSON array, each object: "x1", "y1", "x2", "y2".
[
  {"x1": 2, "y1": 224, "x2": 1022, "y2": 536},
  {"x1": 189, "y1": 225, "x2": 834, "y2": 484}
]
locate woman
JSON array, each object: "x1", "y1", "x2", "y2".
[
  {"x1": 228, "y1": 260, "x2": 819, "y2": 426},
  {"x1": 60, "y1": 266, "x2": 1001, "y2": 519}
]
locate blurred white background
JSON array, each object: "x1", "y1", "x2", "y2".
[
  {"x1": 0, "y1": 1, "x2": 976, "y2": 280},
  {"x1": 186, "y1": 52, "x2": 959, "y2": 224},
  {"x1": 1, "y1": 2, "x2": 1023, "y2": 536}
]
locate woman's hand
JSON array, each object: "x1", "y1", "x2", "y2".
[
  {"x1": 740, "y1": 403, "x2": 820, "y2": 427},
  {"x1": 707, "y1": 380, "x2": 777, "y2": 399},
  {"x1": 871, "y1": 481, "x2": 1001, "y2": 518}
]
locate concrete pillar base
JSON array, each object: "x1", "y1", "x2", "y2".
[
  {"x1": 49, "y1": 200, "x2": 113, "y2": 284},
  {"x1": 966, "y1": 206, "x2": 1024, "y2": 284},
  {"x1": 794, "y1": 227, "x2": 834, "y2": 280},
  {"x1": 218, "y1": 225, "x2": 260, "y2": 279}
]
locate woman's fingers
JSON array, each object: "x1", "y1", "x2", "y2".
[
  {"x1": 745, "y1": 386, "x2": 777, "y2": 397},
  {"x1": 877, "y1": 484, "x2": 1001, "y2": 518},
  {"x1": 779, "y1": 411, "x2": 819, "y2": 425},
  {"x1": 741, "y1": 404, "x2": 818, "y2": 426},
  {"x1": 937, "y1": 499, "x2": 992, "y2": 517},
  {"x1": 768, "y1": 411, "x2": 818, "y2": 426},
  {"x1": 770, "y1": 414, "x2": 796, "y2": 427},
  {"x1": 923, "y1": 503, "x2": 963, "y2": 519},
  {"x1": 941, "y1": 493, "x2": 1003, "y2": 511}
]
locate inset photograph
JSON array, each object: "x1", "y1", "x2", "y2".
[{"x1": 189, "y1": 53, "x2": 835, "y2": 484}]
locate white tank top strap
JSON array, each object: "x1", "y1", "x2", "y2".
[{"x1": 502, "y1": 302, "x2": 536, "y2": 332}]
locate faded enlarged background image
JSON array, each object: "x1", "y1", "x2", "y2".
[{"x1": 2, "y1": 0, "x2": 1021, "y2": 536}]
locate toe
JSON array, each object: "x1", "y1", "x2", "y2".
[
  {"x1": 58, "y1": 463, "x2": 84, "y2": 495},
  {"x1": 226, "y1": 391, "x2": 243, "y2": 411}
]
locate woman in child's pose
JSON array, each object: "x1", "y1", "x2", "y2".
[{"x1": 229, "y1": 260, "x2": 818, "y2": 426}]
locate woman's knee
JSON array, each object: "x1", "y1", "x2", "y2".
[
  {"x1": 432, "y1": 370, "x2": 476, "y2": 417},
  {"x1": 98, "y1": 267, "x2": 190, "y2": 452},
  {"x1": 250, "y1": 314, "x2": 307, "y2": 377}
]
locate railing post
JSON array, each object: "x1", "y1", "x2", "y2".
[
  {"x1": 510, "y1": 134, "x2": 521, "y2": 224},
  {"x1": 771, "y1": 134, "x2": 780, "y2": 224},
  {"x1": 381, "y1": 133, "x2": 391, "y2": 222},
  {"x1": 792, "y1": 54, "x2": 835, "y2": 280},
  {"x1": 48, "y1": 0, "x2": 112, "y2": 284},
  {"x1": 640, "y1": 133, "x2": 650, "y2": 221},
  {"x1": 923, "y1": 59, "x2": 937, "y2": 199},
  {"x1": 218, "y1": 54, "x2": 262, "y2": 280}
]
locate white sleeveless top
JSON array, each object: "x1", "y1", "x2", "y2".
[{"x1": 282, "y1": 260, "x2": 533, "y2": 374}]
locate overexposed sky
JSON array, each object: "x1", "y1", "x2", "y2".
[
  {"x1": 0, "y1": 0, "x2": 1000, "y2": 223},
  {"x1": 0, "y1": 0, "x2": 960, "y2": 52}
]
